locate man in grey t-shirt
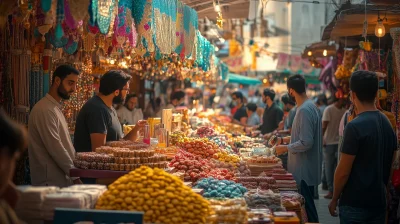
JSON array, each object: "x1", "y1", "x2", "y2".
[{"x1": 275, "y1": 75, "x2": 322, "y2": 223}]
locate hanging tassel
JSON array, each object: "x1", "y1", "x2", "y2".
[
  {"x1": 41, "y1": 0, "x2": 52, "y2": 12},
  {"x1": 55, "y1": 23, "x2": 64, "y2": 40}
]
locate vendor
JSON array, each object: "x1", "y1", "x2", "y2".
[
  {"x1": 166, "y1": 90, "x2": 186, "y2": 110},
  {"x1": 74, "y1": 70, "x2": 146, "y2": 152},
  {"x1": 117, "y1": 93, "x2": 144, "y2": 125},
  {"x1": 231, "y1": 91, "x2": 248, "y2": 126},
  {"x1": 254, "y1": 89, "x2": 284, "y2": 136}
]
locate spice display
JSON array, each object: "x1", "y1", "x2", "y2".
[
  {"x1": 195, "y1": 178, "x2": 247, "y2": 199},
  {"x1": 96, "y1": 166, "x2": 211, "y2": 223},
  {"x1": 177, "y1": 138, "x2": 220, "y2": 159}
]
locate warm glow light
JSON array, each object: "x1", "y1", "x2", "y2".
[
  {"x1": 312, "y1": 63, "x2": 315, "y2": 67},
  {"x1": 214, "y1": 4, "x2": 221, "y2": 12},
  {"x1": 323, "y1": 49, "x2": 328, "y2": 57},
  {"x1": 215, "y1": 46, "x2": 219, "y2": 51},
  {"x1": 375, "y1": 20, "x2": 385, "y2": 37},
  {"x1": 263, "y1": 78, "x2": 268, "y2": 84},
  {"x1": 126, "y1": 55, "x2": 131, "y2": 60},
  {"x1": 110, "y1": 59, "x2": 115, "y2": 65},
  {"x1": 307, "y1": 51, "x2": 312, "y2": 56}
]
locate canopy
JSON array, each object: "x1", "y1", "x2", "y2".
[{"x1": 227, "y1": 73, "x2": 262, "y2": 85}]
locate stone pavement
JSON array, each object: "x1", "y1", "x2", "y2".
[{"x1": 314, "y1": 185, "x2": 340, "y2": 224}]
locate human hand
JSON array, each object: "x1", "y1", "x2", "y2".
[
  {"x1": 133, "y1": 120, "x2": 148, "y2": 131},
  {"x1": 328, "y1": 199, "x2": 338, "y2": 217},
  {"x1": 0, "y1": 182, "x2": 19, "y2": 209},
  {"x1": 275, "y1": 145, "x2": 288, "y2": 156},
  {"x1": 73, "y1": 178, "x2": 83, "y2": 185}
]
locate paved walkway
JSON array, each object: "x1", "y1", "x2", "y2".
[{"x1": 314, "y1": 185, "x2": 340, "y2": 224}]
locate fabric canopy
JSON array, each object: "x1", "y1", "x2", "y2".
[{"x1": 227, "y1": 73, "x2": 262, "y2": 85}]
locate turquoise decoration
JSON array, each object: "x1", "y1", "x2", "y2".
[
  {"x1": 97, "y1": 0, "x2": 116, "y2": 34},
  {"x1": 47, "y1": 32, "x2": 68, "y2": 48},
  {"x1": 89, "y1": 0, "x2": 97, "y2": 26},
  {"x1": 132, "y1": 0, "x2": 146, "y2": 25},
  {"x1": 55, "y1": 0, "x2": 65, "y2": 40},
  {"x1": 63, "y1": 40, "x2": 78, "y2": 55},
  {"x1": 41, "y1": 0, "x2": 52, "y2": 12}
]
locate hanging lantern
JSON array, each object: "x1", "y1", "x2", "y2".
[
  {"x1": 307, "y1": 51, "x2": 312, "y2": 56},
  {"x1": 323, "y1": 49, "x2": 328, "y2": 57},
  {"x1": 375, "y1": 19, "x2": 386, "y2": 37}
]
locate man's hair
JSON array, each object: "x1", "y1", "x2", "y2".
[
  {"x1": 246, "y1": 103, "x2": 257, "y2": 112},
  {"x1": 263, "y1": 88, "x2": 276, "y2": 100},
  {"x1": 350, "y1": 70, "x2": 378, "y2": 103},
  {"x1": 52, "y1": 64, "x2": 79, "y2": 84},
  {"x1": 287, "y1": 74, "x2": 306, "y2": 94},
  {"x1": 281, "y1": 94, "x2": 295, "y2": 106},
  {"x1": 232, "y1": 91, "x2": 244, "y2": 101},
  {"x1": 317, "y1": 93, "x2": 328, "y2": 105},
  {"x1": 0, "y1": 109, "x2": 27, "y2": 156},
  {"x1": 125, "y1": 93, "x2": 138, "y2": 103},
  {"x1": 99, "y1": 70, "x2": 132, "y2": 96},
  {"x1": 170, "y1": 90, "x2": 185, "y2": 101}
]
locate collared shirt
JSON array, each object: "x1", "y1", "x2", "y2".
[
  {"x1": 287, "y1": 99, "x2": 322, "y2": 186},
  {"x1": 247, "y1": 112, "x2": 260, "y2": 126},
  {"x1": 117, "y1": 106, "x2": 143, "y2": 125},
  {"x1": 258, "y1": 103, "x2": 284, "y2": 134},
  {"x1": 28, "y1": 94, "x2": 75, "y2": 187}
]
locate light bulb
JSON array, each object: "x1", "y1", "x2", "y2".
[
  {"x1": 375, "y1": 20, "x2": 385, "y2": 38},
  {"x1": 263, "y1": 78, "x2": 268, "y2": 84},
  {"x1": 215, "y1": 46, "x2": 219, "y2": 51},
  {"x1": 110, "y1": 59, "x2": 115, "y2": 65},
  {"x1": 214, "y1": 4, "x2": 221, "y2": 12},
  {"x1": 307, "y1": 51, "x2": 312, "y2": 56},
  {"x1": 323, "y1": 49, "x2": 327, "y2": 57}
]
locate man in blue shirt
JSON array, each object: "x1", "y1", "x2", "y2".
[
  {"x1": 246, "y1": 103, "x2": 260, "y2": 127},
  {"x1": 275, "y1": 75, "x2": 322, "y2": 223}
]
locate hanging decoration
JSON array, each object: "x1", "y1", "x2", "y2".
[
  {"x1": 55, "y1": 0, "x2": 65, "y2": 40},
  {"x1": 68, "y1": 0, "x2": 90, "y2": 22},
  {"x1": 95, "y1": 0, "x2": 116, "y2": 34},
  {"x1": 152, "y1": 0, "x2": 177, "y2": 56},
  {"x1": 391, "y1": 28, "x2": 400, "y2": 79},
  {"x1": 132, "y1": 0, "x2": 155, "y2": 55},
  {"x1": 175, "y1": 0, "x2": 184, "y2": 58},
  {"x1": 183, "y1": 5, "x2": 197, "y2": 58}
]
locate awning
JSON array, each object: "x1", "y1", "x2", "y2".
[{"x1": 227, "y1": 73, "x2": 262, "y2": 85}]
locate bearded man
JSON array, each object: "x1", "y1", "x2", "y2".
[
  {"x1": 29, "y1": 65, "x2": 83, "y2": 187},
  {"x1": 74, "y1": 70, "x2": 146, "y2": 153}
]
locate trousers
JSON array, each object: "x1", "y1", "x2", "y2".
[
  {"x1": 324, "y1": 144, "x2": 338, "y2": 192},
  {"x1": 300, "y1": 180, "x2": 319, "y2": 223}
]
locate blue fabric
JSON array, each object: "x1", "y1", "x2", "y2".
[
  {"x1": 288, "y1": 99, "x2": 323, "y2": 186},
  {"x1": 247, "y1": 112, "x2": 260, "y2": 126},
  {"x1": 339, "y1": 206, "x2": 385, "y2": 224}
]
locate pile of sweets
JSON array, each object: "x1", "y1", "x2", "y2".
[
  {"x1": 194, "y1": 178, "x2": 247, "y2": 199},
  {"x1": 244, "y1": 189, "x2": 285, "y2": 211},
  {"x1": 207, "y1": 198, "x2": 248, "y2": 224},
  {"x1": 96, "y1": 166, "x2": 212, "y2": 224}
]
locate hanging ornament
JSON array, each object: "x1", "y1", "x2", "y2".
[
  {"x1": 68, "y1": 0, "x2": 90, "y2": 22},
  {"x1": 96, "y1": 0, "x2": 116, "y2": 34},
  {"x1": 216, "y1": 12, "x2": 223, "y2": 29},
  {"x1": 41, "y1": 0, "x2": 52, "y2": 12},
  {"x1": 55, "y1": 0, "x2": 65, "y2": 40}
]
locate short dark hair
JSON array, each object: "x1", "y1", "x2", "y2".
[
  {"x1": 0, "y1": 109, "x2": 27, "y2": 156},
  {"x1": 125, "y1": 93, "x2": 138, "y2": 102},
  {"x1": 52, "y1": 65, "x2": 79, "y2": 84},
  {"x1": 99, "y1": 70, "x2": 132, "y2": 96},
  {"x1": 232, "y1": 91, "x2": 244, "y2": 101},
  {"x1": 263, "y1": 88, "x2": 276, "y2": 100},
  {"x1": 317, "y1": 94, "x2": 328, "y2": 105},
  {"x1": 287, "y1": 74, "x2": 306, "y2": 94},
  {"x1": 281, "y1": 94, "x2": 295, "y2": 106},
  {"x1": 350, "y1": 71, "x2": 378, "y2": 103},
  {"x1": 171, "y1": 91, "x2": 185, "y2": 101},
  {"x1": 246, "y1": 103, "x2": 257, "y2": 112}
]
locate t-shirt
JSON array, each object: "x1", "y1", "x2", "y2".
[
  {"x1": 247, "y1": 112, "x2": 260, "y2": 126},
  {"x1": 284, "y1": 106, "x2": 297, "y2": 130},
  {"x1": 117, "y1": 106, "x2": 143, "y2": 125},
  {"x1": 258, "y1": 103, "x2": 284, "y2": 134},
  {"x1": 74, "y1": 96, "x2": 123, "y2": 152},
  {"x1": 322, "y1": 104, "x2": 347, "y2": 145},
  {"x1": 340, "y1": 111, "x2": 397, "y2": 209},
  {"x1": 233, "y1": 105, "x2": 248, "y2": 122}
]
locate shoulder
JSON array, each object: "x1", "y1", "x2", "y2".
[{"x1": 30, "y1": 98, "x2": 57, "y2": 117}]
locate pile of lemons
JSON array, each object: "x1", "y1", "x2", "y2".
[{"x1": 96, "y1": 166, "x2": 211, "y2": 224}]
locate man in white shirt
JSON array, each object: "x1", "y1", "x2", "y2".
[
  {"x1": 322, "y1": 95, "x2": 347, "y2": 199},
  {"x1": 117, "y1": 93, "x2": 143, "y2": 125},
  {"x1": 28, "y1": 65, "x2": 82, "y2": 187}
]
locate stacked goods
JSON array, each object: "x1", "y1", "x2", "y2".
[
  {"x1": 207, "y1": 198, "x2": 248, "y2": 224},
  {"x1": 169, "y1": 131, "x2": 186, "y2": 145},
  {"x1": 96, "y1": 166, "x2": 212, "y2": 224},
  {"x1": 244, "y1": 189, "x2": 284, "y2": 211},
  {"x1": 212, "y1": 159, "x2": 251, "y2": 177},
  {"x1": 209, "y1": 135, "x2": 234, "y2": 153},
  {"x1": 153, "y1": 146, "x2": 180, "y2": 158},
  {"x1": 245, "y1": 155, "x2": 281, "y2": 164},
  {"x1": 236, "y1": 176, "x2": 278, "y2": 192},
  {"x1": 73, "y1": 152, "x2": 114, "y2": 170},
  {"x1": 280, "y1": 192, "x2": 307, "y2": 224},
  {"x1": 198, "y1": 168, "x2": 236, "y2": 182},
  {"x1": 247, "y1": 209, "x2": 272, "y2": 224},
  {"x1": 169, "y1": 150, "x2": 214, "y2": 182},
  {"x1": 195, "y1": 178, "x2": 247, "y2": 199},
  {"x1": 213, "y1": 151, "x2": 240, "y2": 167},
  {"x1": 177, "y1": 138, "x2": 220, "y2": 159},
  {"x1": 275, "y1": 180, "x2": 298, "y2": 191}
]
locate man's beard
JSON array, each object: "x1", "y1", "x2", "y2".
[
  {"x1": 58, "y1": 85, "x2": 72, "y2": 100},
  {"x1": 113, "y1": 92, "x2": 125, "y2": 104}
]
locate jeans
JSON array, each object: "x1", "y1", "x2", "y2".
[
  {"x1": 324, "y1": 144, "x2": 338, "y2": 192},
  {"x1": 339, "y1": 206, "x2": 386, "y2": 224},
  {"x1": 300, "y1": 180, "x2": 319, "y2": 222}
]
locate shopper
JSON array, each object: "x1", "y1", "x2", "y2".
[
  {"x1": 275, "y1": 74, "x2": 322, "y2": 223},
  {"x1": 117, "y1": 93, "x2": 144, "y2": 125},
  {"x1": 28, "y1": 65, "x2": 82, "y2": 187},
  {"x1": 246, "y1": 103, "x2": 260, "y2": 127},
  {"x1": 281, "y1": 93, "x2": 297, "y2": 133},
  {"x1": 322, "y1": 95, "x2": 347, "y2": 199},
  {"x1": 316, "y1": 93, "x2": 328, "y2": 115},
  {"x1": 255, "y1": 88, "x2": 284, "y2": 135},
  {"x1": 74, "y1": 70, "x2": 146, "y2": 153},
  {"x1": 329, "y1": 71, "x2": 397, "y2": 223},
  {"x1": 165, "y1": 90, "x2": 185, "y2": 110},
  {"x1": 231, "y1": 91, "x2": 248, "y2": 126},
  {"x1": 0, "y1": 109, "x2": 27, "y2": 224}
]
